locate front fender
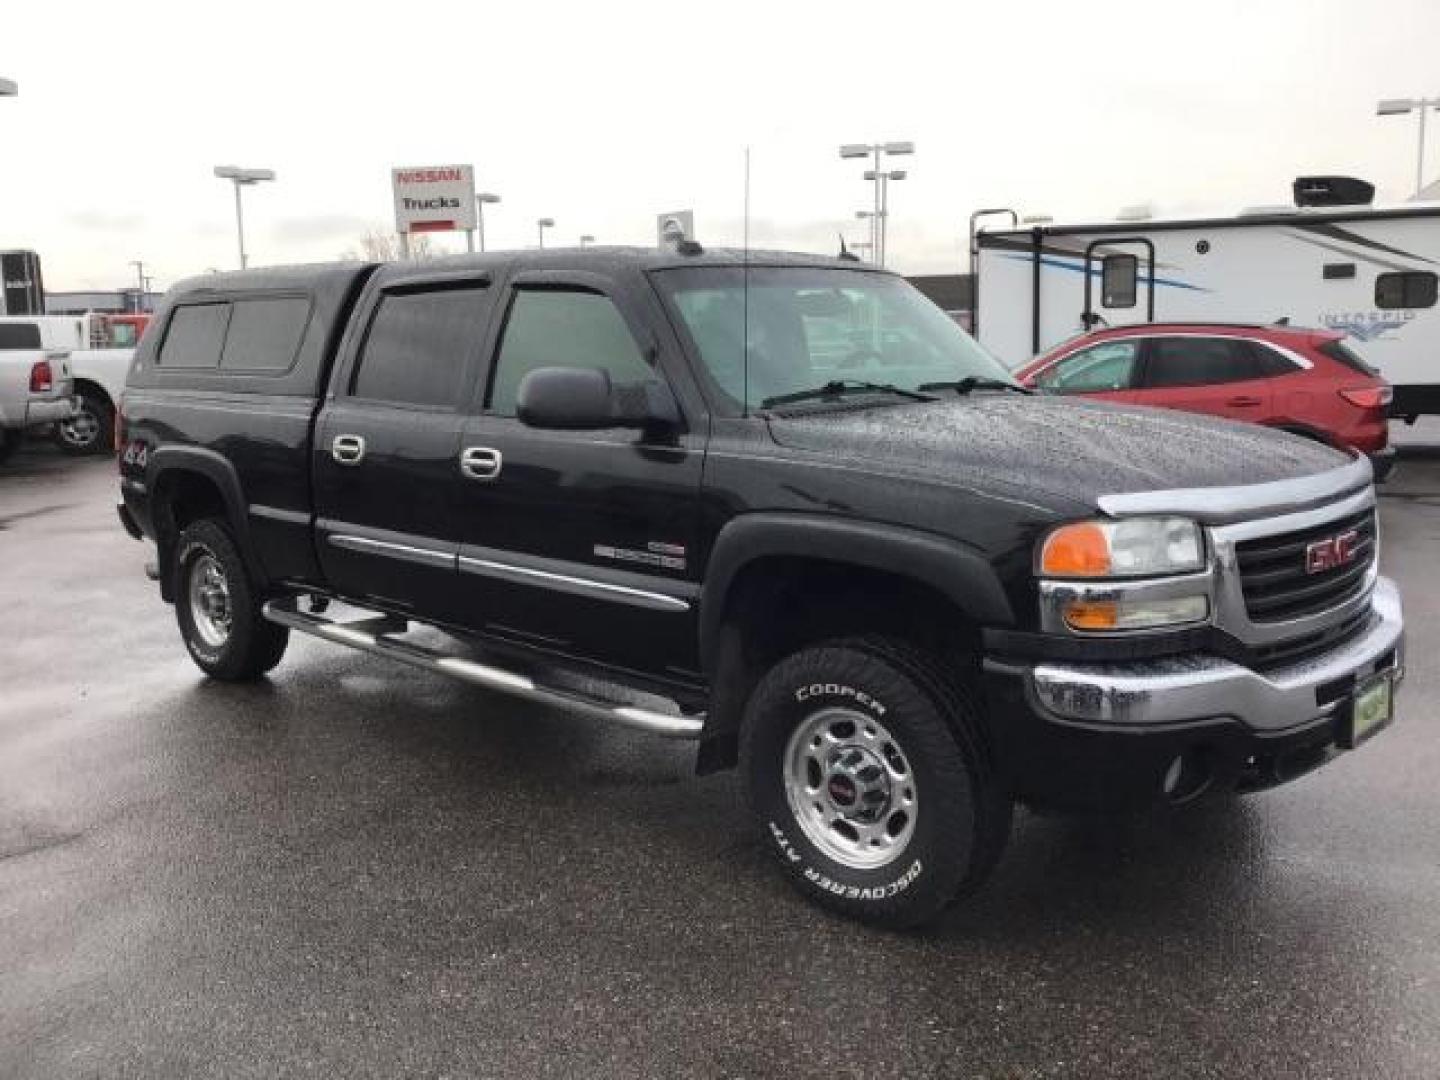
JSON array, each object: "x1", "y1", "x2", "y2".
[{"x1": 698, "y1": 512, "x2": 1015, "y2": 673}]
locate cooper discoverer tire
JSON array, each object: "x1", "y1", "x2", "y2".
[
  {"x1": 174, "y1": 518, "x2": 289, "y2": 681},
  {"x1": 741, "y1": 636, "x2": 1011, "y2": 928}
]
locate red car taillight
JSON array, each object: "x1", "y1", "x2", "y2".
[
  {"x1": 28, "y1": 360, "x2": 53, "y2": 393},
  {"x1": 1338, "y1": 385, "x2": 1393, "y2": 410}
]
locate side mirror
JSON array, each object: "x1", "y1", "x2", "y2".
[{"x1": 516, "y1": 366, "x2": 681, "y2": 434}]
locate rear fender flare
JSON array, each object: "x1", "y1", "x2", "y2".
[{"x1": 148, "y1": 446, "x2": 263, "y2": 597}]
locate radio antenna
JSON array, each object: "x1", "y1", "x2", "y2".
[{"x1": 742, "y1": 145, "x2": 751, "y2": 417}]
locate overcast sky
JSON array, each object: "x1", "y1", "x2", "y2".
[{"x1": 4, "y1": 0, "x2": 1439, "y2": 291}]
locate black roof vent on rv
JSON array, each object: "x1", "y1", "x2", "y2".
[{"x1": 1293, "y1": 176, "x2": 1375, "y2": 208}]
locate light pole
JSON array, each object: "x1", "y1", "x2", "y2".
[
  {"x1": 865, "y1": 168, "x2": 907, "y2": 266},
  {"x1": 1377, "y1": 97, "x2": 1440, "y2": 197},
  {"x1": 579, "y1": 234, "x2": 595, "y2": 247},
  {"x1": 840, "y1": 141, "x2": 913, "y2": 268},
  {"x1": 537, "y1": 217, "x2": 554, "y2": 248},
  {"x1": 130, "y1": 260, "x2": 146, "y2": 311},
  {"x1": 213, "y1": 165, "x2": 275, "y2": 270},
  {"x1": 475, "y1": 192, "x2": 500, "y2": 252}
]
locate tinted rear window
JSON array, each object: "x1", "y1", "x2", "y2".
[
  {"x1": 1144, "y1": 337, "x2": 1262, "y2": 387},
  {"x1": 0, "y1": 323, "x2": 42, "y2": 350},
  {"x1": 1317, "y1": 339, "x2": 1380, "y2": 376},
  {"x1": 158, "y1": 304, "x2": 230, "y2": 368},
  {"x1": 220, "y1": 298, "x2": 311, "y2": 371}
]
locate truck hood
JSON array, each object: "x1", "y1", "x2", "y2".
[{"x1": 765, "y1": 396, "x2": 1350, "y2": 514}]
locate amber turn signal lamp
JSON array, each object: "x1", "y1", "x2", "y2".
[
  {"x1": 1063, "y1": 600, "x2": 1119, "y2": 630},
  {"x1": 1040, "y1": 523, "x2": 1112, "y2": 577}
]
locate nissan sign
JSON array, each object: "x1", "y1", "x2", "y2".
[{"x1": 392, "y1": 165, "x2": 477, "y2": 234}]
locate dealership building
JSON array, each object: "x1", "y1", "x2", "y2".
[{"x1": 44, "y1": 288, "x2": 163, "y2": 316}]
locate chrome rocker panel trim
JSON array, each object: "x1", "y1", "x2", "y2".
[
  {"x1": 263, "y1": 598, "x2": 704, "y2": 740},
  {"x1": 457, "y1": 555, "x2": 690, "y2": 613}
]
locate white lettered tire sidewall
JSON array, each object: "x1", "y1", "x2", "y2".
[
  {"x1": 173, "y1": 518, "x2": 289, "y2": 681},
  {"x1": 742, "y1": 642, "x2": 987, "y2": 928},
  {"x1": 176, "y1": 532, "x2": 229, "y2": 669}
]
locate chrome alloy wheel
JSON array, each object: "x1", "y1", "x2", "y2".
[
  {"x1": 57, "y1": 402, "x2": 100, "y2": 449},
  {"x1": 783, "y1": 707, "x2": 918, "y2": 870},
  {"x1": 188, "y1": 553, "x2": 233, "y2": 647}
]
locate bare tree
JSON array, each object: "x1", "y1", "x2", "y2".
[{"x1": 340, "y1": 228, "x2": 435, "y2": 262}]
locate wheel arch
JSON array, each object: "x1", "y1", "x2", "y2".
[
  {"x1": 148, "y1": 447, "x2": 262, "y2": 601},
  {"x1": 693, "y1": 513, "x2": 1014, "y2": 773},
  {"x1": 71, "y1": 377, "x2": 114, "y2": 410}
]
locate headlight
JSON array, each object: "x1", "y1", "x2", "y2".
[{"x1": 1039, "y1": 517, "x2": 1205, "y2": 579}]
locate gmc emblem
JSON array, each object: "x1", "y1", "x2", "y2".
[{"x1": 1306, "y1": 529, "x2": 1360, "y2": 574}]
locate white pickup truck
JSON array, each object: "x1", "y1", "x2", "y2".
[
  {"x1": 0, "y1": 319, "x2": 77, "y2": 463},
  {"x1": 0, "y1": 315, "x2": 133, "y2": 456}
]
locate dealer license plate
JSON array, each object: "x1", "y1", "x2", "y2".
[{"x1": 1342, "y1": 671, "x2": 1394, "y2": 750}]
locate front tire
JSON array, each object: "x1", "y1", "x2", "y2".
[
  {"x1": 174, "y1": 518, "x2": 289, "y2": 681},
  {"x1": 55, "y1": 389, "x2": 114, "y2": 456},
  {"x1": 741, "y1": 637, "x2": 1011, "y2": 928}
]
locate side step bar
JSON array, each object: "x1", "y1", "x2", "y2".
[{"x1": 262, "y1": 598, "x2": 704, "y2": 740}]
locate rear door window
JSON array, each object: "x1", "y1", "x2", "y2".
[
  {"x1": 158, "y1": 304, "x2": 230, "y2": 368},
  {"x1": 350, "y1": 286, "x2": 490, "y2": 408},
  {"x1": 0, "y1": 323, "x2": 42, "y2": 349},
  {"x1": 1034, "y1": 339, "x2": 1140, "y2": 392},
  {"x1": 220, "y1": 297, "x2": 312, "y2": 372},
  {"x1": 1142, "y1": 337, "x2": 1263, "y2": 387}
]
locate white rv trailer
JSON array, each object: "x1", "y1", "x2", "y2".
[{"x1": 973, "y1": 188, "x2": 1440, "y2": 417}]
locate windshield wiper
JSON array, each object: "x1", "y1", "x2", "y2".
[
  {"x1": 918, "y1": 376, "x2": 1033, "y2": 396},
  {"x1": 760, "y1": 379, "x2": 938, "y2": 410}
]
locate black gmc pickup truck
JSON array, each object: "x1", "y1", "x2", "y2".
[{"x1": 117, "y1": 248, "x2": 1405, "y2": 926}]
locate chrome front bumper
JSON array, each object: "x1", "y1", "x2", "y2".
[{"x1": 1021, "y1": 577, "x2": 1404, "y2": 733}]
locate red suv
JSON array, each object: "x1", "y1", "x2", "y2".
[{"x1": 1015, "y1": 323, "x2": 1395, "y2": 479}]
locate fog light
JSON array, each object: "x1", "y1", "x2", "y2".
[
  {"x1": 1161, "y1": 750, "x2": 1211, "y2": 802},
  {"x1": 1162, "y1": 755, "x2": 1185, "y2": 795},
  {"x1": 1064, "y1": 594, "x2": 1208, "y2": 631}
]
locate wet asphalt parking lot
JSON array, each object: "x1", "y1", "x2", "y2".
[{"x1": 2, "y1": 432, "x2": 1438, "y2": 1080}]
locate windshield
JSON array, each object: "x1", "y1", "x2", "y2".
[{"x1": 654, "y1": 266, "x2": 1014, "y2": 413}]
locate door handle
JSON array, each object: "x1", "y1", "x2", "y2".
[
  {"x1": 331, "y1": 434, "x2": 366, "y2": 465},
  {"x1": 1226, "y1": 395, "x2": 1263, "y2": 407},
  {"x1": 459, "y1": 446, "x2": 503, "y2": 481}
]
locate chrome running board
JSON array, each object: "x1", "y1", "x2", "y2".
[{"x1": 262, "y1": 597, "x2": 704, "y2": 740}]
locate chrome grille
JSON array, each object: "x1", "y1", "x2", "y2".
[{"x1": 1235, "y1": 508, "x2": 1377, "y2": 622}]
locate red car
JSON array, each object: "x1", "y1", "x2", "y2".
[{"x1": 1016, "y1": 323, "x2": 1395, "y2": 479}]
